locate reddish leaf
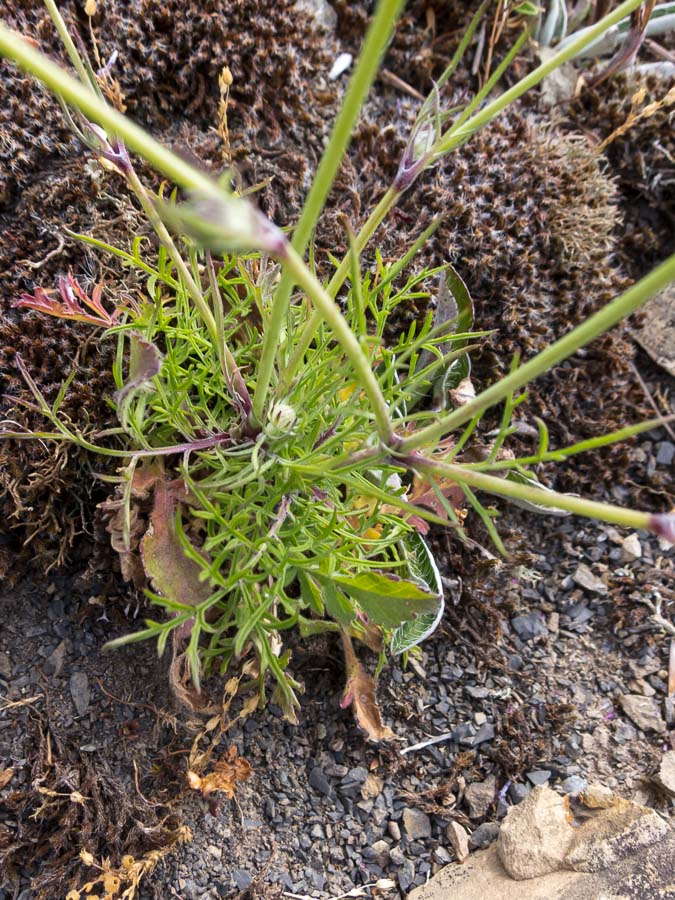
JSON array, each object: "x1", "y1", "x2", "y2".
[
  {"x1": 408, "y1": 473, "x2": 466, "y2": 530},
  {"x1": 340, "y1": 632, "x2": 394, "y2": 742},
  {"x1": 14, "y1": 272, "x2": 122, "y2": 327}
]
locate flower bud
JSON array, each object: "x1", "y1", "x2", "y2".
[{"x1": 266, "y1": 402, "x2": 297, "y2": 440}]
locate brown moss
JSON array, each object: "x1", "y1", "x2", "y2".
[
  {"x1": 565, "y1": 71, "x2": 675, "y2": 278},
  {"x1": 0, "y1": 0, "x2": 340, "y2": 566},
  {"x1": 318, "y1": 106, "x2": 649, "y2": 493}
]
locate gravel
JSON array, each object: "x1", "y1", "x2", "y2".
[{"x1": 2, "y1": 456, "x2": 673, "y2": 898}]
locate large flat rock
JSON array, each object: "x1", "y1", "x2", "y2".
[{"x1": 409, "y1": 829, "x2": 675, "y2": 900}]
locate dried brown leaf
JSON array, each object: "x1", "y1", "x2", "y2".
[
  {"x1": 187, "y1": 746, "x2": 252, "y2": 798},
  {"x1": 340, "y1": 632, "x2": 395, "y2": 742},
  {"x1": 0, "y1": 768, "x2": 14, "y2": 790},
  {"x1": 408, "y1": 472, "x2": 466, "y2": 530}
]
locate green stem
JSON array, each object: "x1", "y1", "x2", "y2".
[
  {"x1": 415, "y1": 457, "x2": 653, "y2": 531},
  {"x1": 442, "y1": 27, "x2": 530, "y2": 144},
  {"x1": 280, "y1": 246, "x2": 394, "y2": 445},
  {"x1": 125, "y1": 168, "x2": 218, "y2": 341},
  {"x1": 466, "y1": 416, "x2": 675, "y2": 470},
  {"x1": 280, "y1": 186, "x2": 400, "y2": 390},
  {"x1": 285, "y1": 0, "x2": 643, "y2": 378},
  {"x1": 421, "y1": 0, "x2": 491, "y2": 111},
  {"x1": 253, "y1": 0, "x2": 405, "y2": 418},
  {"x1": 43, "y1": 0, "x2": 94, "y2": 91},
  {"x1": 433, "y1": 0, "x2": 643, "y2": 156},
  {"x1": 400, "y1": 252, "x2": 675, "y2": 451},
  {"x1": 0, "y1": 22, "x2": 217, "y2": 196}
]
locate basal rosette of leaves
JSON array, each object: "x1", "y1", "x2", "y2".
[{"x1": 72, "y1": 242, "x2": 467, "y2": 726}]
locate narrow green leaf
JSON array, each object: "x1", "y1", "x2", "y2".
[{"x1": 297, "y1": 570, "x2": 325, "y2": 616}]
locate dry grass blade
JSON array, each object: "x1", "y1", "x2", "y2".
[{"x1": 596, "y1": 84, "x2": 675, "y2": 152}]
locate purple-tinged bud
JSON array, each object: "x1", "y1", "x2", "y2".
[
  {"x1": 164, "y1": 192, "x2": 288, "y2": 258},
  {"x1": 649, "y1": 512, "x2": 675, "y2": 544},
  {"x1": 393, "y1": 115, "x2": 437, "y2": 193},
  {"x1": 85, "y1": 122, "x2": 131, "y2": 176}
]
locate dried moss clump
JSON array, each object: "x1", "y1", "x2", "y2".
[
  {"x1": 0, "y1": 0, "x2": 341, "y2": 567},
  {"x1": 566, "y1": 71, "x2": 675, "y2": 278},
  {"x1": 86, "y1": 0, "x2": 339, "y2": 221},
  {"x1": 319, "y1": 105, "x2": 647, "y2": 493},
  {"x1": 0, "y1": 716, "x2": 188, "y2": 899}
]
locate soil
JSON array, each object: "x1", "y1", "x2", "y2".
[{"x1": 0, "y1": 2, "x2": 673, "y2": 899}]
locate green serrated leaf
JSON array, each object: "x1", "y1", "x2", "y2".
[{"x1": 325, "y1": 570, "x2": 439, "y2": 628}]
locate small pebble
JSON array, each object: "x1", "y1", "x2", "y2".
[
  {"x1": 468, "y1": 822, "x2": 500, "y2": 850},
  {"x1": 309, "y1": 767, "x2": 332, "y2": 797},
  {"x1": 560, "y1": 775, "x2": 587, "y2": 796},
  {"x1": 402, "y1": 808, "x2": 432, "y2": 840},
  {"x1": 527, "y1": 770, "x2": 552, "y2": 786},
  {"x1": 446, "y1": 821, "x2": 469, "y2": 862},
  {"x1": 621, "y1": 533, "x2": 642, "y2": 561}
]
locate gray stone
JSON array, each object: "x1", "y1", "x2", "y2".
[
  {"x1": 342, "y1": 766, "x2": 369, "y2": 785},
  {"x1": 43, "y1": 641, "x2": 67, "y2": 677},
  {"x1": 309, "y1": 766, "x2": 332, "y2": 796},
  {"x1": 389, "y1": 845, "x2": 407, "y2": 866},
  {"x1": 511, "y1": 613, "x2": 548, "y2": 641},
  {"x1": 656, "y1": 442, "x2": 674, "y2": 466},
  {"x1": 447, "y1": 821, "x2": 470, "y2": 862},
  {"x1": 508, "y1": 782, "x2": 530, "y2": 805},
  {"x1": 403, "y1": 808, "x2": 432, "y2": 840},
  {"x1": 69, "y1": 671, "x2": 90, "y2": 716},
  {"x1": 572, "y1": 563, "x2": 608, "y2": 595},
  {"x1": 618, "y1": 694, "x2": 666, "y2": 733},
  {"x1": 465, "y1": 722, "x2": 496, "y2": 747},
  {"x1": 560, "y1": 775, "x2": 587, "y2": 796},
  {"x1": 398, "y1": 859, "x2": 416, "y2": 893},
  {"x1": 526, "y1": 770, "x2": 552, "y2": 787},
  {"x1": 465, "y1": 776, "x2": 496, "y2": 819},
  {"x1": 469, "y1": 822, "x2": 500, "y2": 851},
  {"x1": 465, "y1": 685, "x2": 490, "y2": 699},
  {"x1": 232, "y1": 869, "x2": 253, "y2": 891}
]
